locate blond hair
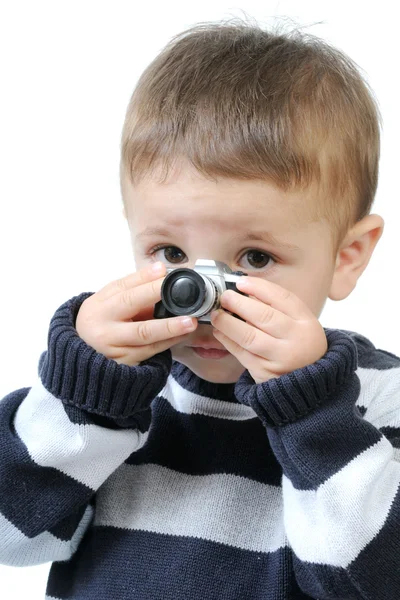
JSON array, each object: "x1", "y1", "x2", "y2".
[{"x1": 120, "y1": 16, "x2": 381, "y2": 256}]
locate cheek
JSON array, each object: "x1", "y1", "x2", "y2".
[
  {"x1": 134, "y1": 257, "x2": 148, "y2": 269},
  {"x1": 298, "y1": 272, "x2": 332, "y2": 314}
]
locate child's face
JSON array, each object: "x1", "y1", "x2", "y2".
[{"x1": 123, "y1": 161, "x2": 338, "y2": 384}]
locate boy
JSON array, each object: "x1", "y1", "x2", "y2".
[{"x1": 1, "y1": 16, "x2": 399, "y2": 600}]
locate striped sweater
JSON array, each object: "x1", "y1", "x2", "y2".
[{"x1": 1, "y1": 292, "x2": 400, "y2": 600}]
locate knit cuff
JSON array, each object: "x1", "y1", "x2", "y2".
[
  {"x1": 234, "y1": 328, "x2": 358, "y2": 428},
  {"x1": 38, "y1": 292, "x2": 172, "y2": 421}
]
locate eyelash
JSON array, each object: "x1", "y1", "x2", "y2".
[{"x1": 147, "y1": 244, "x2": 278, "y2": 271}]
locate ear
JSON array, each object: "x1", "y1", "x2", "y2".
[{"x1": 329, "y1": 214, "x2": 384, "y2": 301}]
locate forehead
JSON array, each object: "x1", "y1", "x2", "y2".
[{"x1": 123, "y1": 165, "x2": 317, "y2": 232}]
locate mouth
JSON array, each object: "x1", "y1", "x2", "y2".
[{"x1": 188, "y1": 341, "x2": 230, "y2": 360}]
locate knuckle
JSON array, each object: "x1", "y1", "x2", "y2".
[
  {"x1": 136, "y1": 321, "x2": 153, "y2": 343},
  {"x1": 151, "y1": 279, "x2": 162, "y2": 296},
  {"x1": 280, "y1": 289, "x2": 292, "y2": 302},
  {"x1": 165, "y1": 319, "x2": 176, "y2": 337},
  {"x1": 115, "y1": 277, "x2": 129, "y2": 293},
  {"x1": 230, "y1": 294, "x2": 241, "y2": 311},
  {"x1": 242, "y1": 328, "x2": 257, "y2": 349},
  {"x1": 120, "y1": 290, "x2": 134, "y2": 308},
  {"x1": 259, "y1": 306, "x2": 274, "y2": 326}
]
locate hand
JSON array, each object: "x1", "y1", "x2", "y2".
[
  {"x1": 76, "y1": 262, "x2": 198, "y2": 366},
  {"x1": 210, "y1": 277, "x2": 328, "y2": 384}
]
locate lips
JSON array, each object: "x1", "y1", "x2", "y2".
[
  {"x1": 189, "y1": 339, "x2": 226, "y2": 351},
  {"x1": 188, "y1": 338, "x2": 230, "y2": 360}
]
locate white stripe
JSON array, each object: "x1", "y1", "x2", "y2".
[
  {"x1": 283, "y1": 435, "x2": 400, "y2": 567},
  {"x1": 161, "y1": 375, "x2": 257, "y2": 420},
  {"x1": 13, "y1": 378, "x2": 149, "y2": 489},
  {"x1": 356, "y1": 366, "x2": 400, "y2": 428},
  {"x1": 164, "y1": 367, "x2": 400, "y2": 426},
  {"x1": 0, "y1": 505, "x2": 93, "y2": 566},
  {"x1": 94, "y1": 462, "x2": 286, "y2": 553}
]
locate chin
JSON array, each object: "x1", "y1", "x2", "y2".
[{"x1": 171, "y1": 348, "x2": 246, "y2": 384}]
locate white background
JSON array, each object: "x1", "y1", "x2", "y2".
[{"x1": 0, "y1": 1, "x2": 398, "y2": 598}]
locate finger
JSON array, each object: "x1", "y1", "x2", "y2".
[
  {"x1": 212, "y1": 329, "x2": 268, "y2": 381},
  {"x1": 96, "y1": 262, "x2": 167, "y2": 302},
  {"x1": 112, "y1": 332, "x2": 196, "y2": 366},
  {"x1": 140, "y1": 331, "x2": 197, "y2": 360},
  {"x1": 110, "y1": 315, "x2": 198, "y2": 347},
  {"x1": 211, "y1": 309, "x2": 277, "y2": 358},
  {"x1": 220, "y1": 290, "x2": 291, "y2": 338},
  {"x1": 235, "y1": 277, "x2": 311, "y2": 320},
  {"x1": 102, "y1": 274, "x2": 166, "y2": 322}
]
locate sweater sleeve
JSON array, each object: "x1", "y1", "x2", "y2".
[
  {"x1": 235, "y1": 328, "x2": 400, "y2": 600},
  {"x1": 0, "y1": 292, "x2": 172, "y2": 567}
]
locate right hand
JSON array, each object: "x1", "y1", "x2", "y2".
[{"x1": 76, "y1": 262, "x2": 198, "y2": 366}]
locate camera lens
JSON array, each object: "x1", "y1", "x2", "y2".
[
  {"x1": 161, "y1": 268, "x2": 207, "y2": 315},
  {"x1": 170, "y1": 277, "x2": 200, "y2": 308}
]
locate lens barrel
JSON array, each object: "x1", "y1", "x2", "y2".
[{"x1": 161, "y1": 268, "x2": 206, "y2": 315}]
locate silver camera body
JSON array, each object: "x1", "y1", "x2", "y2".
[{"x1": 153, "y1": 259, "x2": 248, "y2": 324}]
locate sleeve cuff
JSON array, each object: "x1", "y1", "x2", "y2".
[
  {"x1": 38, "y1": 292, "x2": 172, "y2": 421},
  {"x1": 234, "y1": 328, "x2": 358, "y2": 428}
]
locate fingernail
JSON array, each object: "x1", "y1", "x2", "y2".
[
  {"x1": 180, "y1": 316, "x2": 196, "y2": 330},
  {"x1": 236, "y1": 278, "x2": 249, "y2": 289},
  {"x1": 151, "y1": 262, "x2": 164, "y2": 274}
]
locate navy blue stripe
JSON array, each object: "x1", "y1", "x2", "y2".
[
  {"x1": 347, "y1": 483, "x2": 400, "y2": 600},
  {"x1": 266, "y1": 373, "x2": 382, "y2": 489},
  {"x1": 49, "y1": 503, "x2": 92, "y2": 542},
  {"x1": 46, "y1": 526, "x2": 313, "y2": 600},
  {"x1": 235, "y1": 329, "x2": 358, "y2": 428},
  {"x1": 0, "y1": 390, "x2": 93, "y2": 539},
  {"x1": 292, "y1": 486, "x2": 400, "y2": 600},
  {"x1": 63, "y1": 403, "x2": 151, "y2": 431},
  {"x1": 293, "y1": 555, "x2": 359, "y2": 599},
  {"x1": 380, "y1": 426, "x2": 400, "y2": 448},
  {"x1": 126, "y1": 395, "x2": 283, "y2": 486},
  {"x1": 343, "y1": 329, "x2": 400, "y2": 369},
  {"x1": 38, "y1": 293, "x2": 172, "y2": 431},
  {"x1": 358, "y1": 405, "x2": 367, "y2": 417},
  {"x1": 370, "y1": 348, "x2": 400, "y2": 368}
]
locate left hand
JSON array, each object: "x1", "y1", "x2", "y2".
[{"x1": 210, "y1": 277, "x2": 328, "y2": 384}]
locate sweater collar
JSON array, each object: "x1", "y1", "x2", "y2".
[{"x1": 170, "y1": 360, "x2": 240, "y2": 403}]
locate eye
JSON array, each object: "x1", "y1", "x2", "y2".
[
  {"x1": 239, "y1": 249, "x2": 275, "y2": 270},
  {"x1": 150, "y1": 245, "x2": 187, "y2": 264}
]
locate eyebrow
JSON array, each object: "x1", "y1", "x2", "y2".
[
  {"x1": 135, "y1": 227, "x2": 300, "y2": 251},
  {"x1": 135, "y1": 227, "x2": 177, "y2": 242},
  {"x1": 232, "y1": 231, "x2": 301, "y2": 251}
]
